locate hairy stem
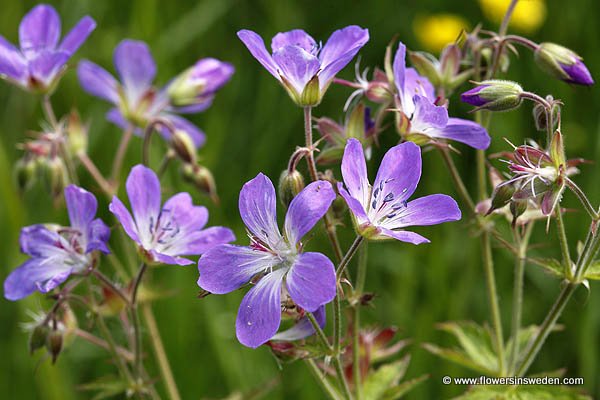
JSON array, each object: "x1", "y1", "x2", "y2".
[
  {"x1": 131, "y1": 262, "x2": 148, "y2": 382},
  {"x1": 74, "y1": 328, "x2": 134, "y2": 362},
  {"x1": 142, "y1": 304, "x2": 181, "y2": 400},
  {"x1": 78, "y1": 153, "x2": 115, "y2": 196},
  {"x1": 336, "y1": 236, "x2": 365, "y2": 279},
  {"x1": 565, "y1": 179, "x2": 599, "y2": 221},
  {"x1": 111, "y1": 127, "x2": 134, "y2": 183},
  {"x1": 499, "y1": 0, "x2": 519, "y2": 36},
  {"x1": 305, "y1": 359, "x2": 343, "y2": 400},
  {"x1": 439, "y1": 148, "x2": 475, "y2": 213},
  {"x1": 555, "y1": 208, "x2": 573, "y2": 280},
  {"x1": 352, "y1": 243, "x2": 368, "y2": 400}
]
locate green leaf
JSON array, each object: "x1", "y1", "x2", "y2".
[
  {"x1": 454, "y1": 383, "x2": 591, "y2": 400},
  {"x1": 505, "y1": 325, "x2": 563, "y2": 367},
  {"x1": 436, "y1": 321, "x2": 499, "y2": 374},
  {"x1": 583, "y1": 261, "x2": 600, "y2": 280},
  {"x1": 380, "y1": 374, "x2": 428, "y2": 400},
  {"x1": 77, "y1": 375, "x2": 129, "y2": 400},
  {"x1": 362, "y1": 356, "x2": 411, "y2": 400},
  {"x1": 422, "y1": 343, "x2": 497, "y2": 376},
  {"x1": 530, "y1": 258, "x2": 564, "y2": 278}
]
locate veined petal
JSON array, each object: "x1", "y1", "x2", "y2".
[
  {"x1": 372, "y1": 141, "x2": 422, "y2": 207},
  {"x1": 239, "y1": 173, "x2": 283, "y2": 251},
  {"x1": 150, "y1": 250, "x2": 193, "y2": 266},
  {"x1": 109, "y1": 196, "x2": 141, "y2": 244},
  {"x1": 4, "y1": 258, "x2": 71, "y2": 301},
  {"x1": 162, "y1": 192, "x2": 209, "y2": 232},
  {"x1": 114, "y1": 40, "x2": 156, "y2": 106},
  {"x1": 237, "y1": 30, "x2": 279, "y2": 80},
  {"x1": 380, "y1": 194, "x2": 461, "y2": 230},
  {"x1": 87, "y1": 219, "x2": 110, "y2": 254},
  {"x1": 0, "y1": 35, "x2": 27, "y2": 81},
  {"x1": 272, "y1": 45, "x2": 320, "y2": 95},
  {"x1": 286, "y1": 252, "x2": 335, "y2": 312},
  {"x1": 271, "y1": 305, "x2": 326, "y2": 341},
  {"x1": 284, "y1": 180, "x2": 335, "y2": 246},
  {"x1": 28, "y1": 50, "x2": 69, "y2": 86},
  {"x1": 59, "y1": 16, "x2": 96, "y2": 55},
  {"x1": 400, "y1": 68, "x2": 435, "y2": 116},
  {"x1": 318, "y1": 25, "x2": 369, "y2": 87},
  {"x1": 77, "y1": 60, "x2": 119, "y2": 103},
  {"x1": 64, "y1": 184, "x2": 97, "y2": 234},
  {"x1": 411, "y1": 95, "x2": 448, "y2": 131},
  {"x1": 198, "y1": 244, "x2": 279, "y2": 294},
  {"x1": 271, "y1": 29, "x2": 317, "y2": 54},
  {"x1": 236, "y1": 268, "x2": 286, "y2": 348},
  {"x1": 173, "y1": 226, "x2": 235, "y2": 256},
  {"x1": 392, "y1": 42, "x2": 407, "y2": 95},
  {"x1": 377, "y1": 227, "x2": 430, "y2": 245},
  {"x1": 189, "y1": 58, "x2": 235, "y2": 94},
  {"x1": 337, "y1": 183, "x2": 370, "y2": 226},
  {"x1": 19, "y1": 225, "x2": 67, "y2": 258},
  {"x1": 341, "y1": 138, "x2": 370, "y2": 210},
  {"x1": 125, "y1": 165, "x2": 162, "y2": 244},
  {"x1": 426, "y1": 118, "x2": 491, "y2": 150},
  {"x1": 19, "y1": 5, "x2": 61, "y2": 58}
]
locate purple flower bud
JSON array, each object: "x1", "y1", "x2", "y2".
[
  {"x1": 534, "y1": 42, "x2": 594, "y2": 86},
  {"x1": 460, "y1": 80, "x2": 523, "y2": 111}
]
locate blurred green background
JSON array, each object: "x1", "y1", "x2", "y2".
[{"x1": 1, "y1": 0, "x2": 599, "y2": 398}]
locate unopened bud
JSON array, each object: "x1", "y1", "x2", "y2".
[
  {"x1": 460, "y1": 80, "x2": 523, "y2": 111},
  {"x1": 46, "y1": 329, "x2": 63, "y2": 364},
  {"x1": 15, "y1": 157, "x2": 38, "y2": 192},
  {"x1": 65, "y1": 110, "x2": 88, "y2": 156},
  {"x1": 440, "y1": 44, "x2": 461, "y2": 80},
  {"x1": 278, "y1": 169, "x2": 305, "y2": 207},
  {"x1": 29, "y1": 324, "x2": 49, "y2": 354},
  {"x1": 408, "y1": 51, "x2": 441, "y2": 87},
  {"x1": 487, "y1": 183, "x2": 515, "y2": 215},
  {"x1": 535, "y1": 43, "x2": 594, "y2": 86},
  {"x1": 39, "y1": 157, "x2": 68, "y2": 198},
  {"x1": 167, "y1": 58, "x2": 234, "y2": 107},
  {"x1": 171, "y1": 130, "x2": 197, "y2": 164},
  {"x1": 510, "y1": 199, "x2": 528, "y2": 227},
  {"x1": 181, "y1": 163, "x2": 218, "y2": 203}
]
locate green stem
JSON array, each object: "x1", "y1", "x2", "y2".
[
  {"x1": 142, "y1": 304, "x2": 181, "y2": 400},
  {"x1": 509, "y1": 223, "x2": 533, "y2": 373},
  {"x1": 499, "y1": 0, "x2": 519, "y2": 36},
  {"x1": 565, "y1": 179, "x2": 599, "y2": 220},
  {"x1": 131, "y1": 262, "x2": 148, "y2": 382},
  {"x1": 305, "y1": 359, "x2": 342, "y2": 400},
  {"x1": 111, "y1": 127, "x2": 134, "y2": 183},
  {"x1": 515, "y1": 282, "x2": 577, "y2": 376},
  {"x1": 307, "y1": 312, "x2": 332, "y2": 351},
  {"x1": 75, "y1": 328, "x2": 134, "y2": 362},
  {"x1": 336, "y1": 236, "x2": 365, "y2": 279},
  {"x1": 482, "y1": 232, "x2": 506, "y2": 375},
  {"x1": 92, "y1": 269, "x2": 130, "y2": 305},
  {"x1": 555, "y1": 208, "x2": 573, "y2": 280},
  {"x1": 78, "y1": 153, "x2": 115, "y2": 196},
  {"x1": 352, "y1": 243, "x2": 368, "y2": 400},
  {"x1": 439, "y1": 148, "x2": 475, "y2": 213}
]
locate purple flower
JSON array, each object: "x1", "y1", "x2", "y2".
[
  {"x1": 4, "y1": 185, "x2": 109, "y2": 301},
  {"x1": 109, "y1": 165, "x2": 235, "y2": 265},
  {"x1": 197, "y1": 173, "x2": 336, "y2": 348},
  {"x1": 460, "y1": 80, "x2": 523, "y2": 111},
  {"x1": 0, "y1": 4, "x2": 95, "y2": 92},
  {"x1": 534, "y1": 42, "x2": 594, "y2": 86},
  {"x1": 238, "y1": 26, "x2": 369, "y2": 106},
  {"x1": 337, "y1": 139, "x2": 461, "y2": 244},
  {"x1": 393, "y1": 43, "x2": 490, "y2": 150},
  {"x1": 167, "y1": 58, "x2": 235, "y2": 112},
  {"x1": 78, "y1": 40, "x2": 232, "y2": 149}
]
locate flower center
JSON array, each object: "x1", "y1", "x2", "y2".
[{"x1": 368, "y1": 178, "x2": 410, "y2": 225}]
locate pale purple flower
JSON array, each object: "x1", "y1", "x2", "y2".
[
  {"x1": 109, "y1": 165, "x2": 234, "y2": 265},
  {"x1": 78, "y1": 40, "x2": 232, "y2": 148},
  {"x1": 0, "y1": 4, "x2": 95, "y2": 92},
  {"x1": 167, "y1": 58, "x2": 235, "y2": 112},
  {"x1": 238, "y1": 26, "x2": 369, "y2": 106},
  {"x1": 4, "y1": 185, "x2": 109, "y2": 301},
  {"x1": 337, "y1": 139, "x2": 461, "y2": 244},
  {"x1": 393, "y1": 43, "x2": 490, "y2": 150},
  {"x1": 197, "y1": 173, "x2": 336, "y2": 348}
]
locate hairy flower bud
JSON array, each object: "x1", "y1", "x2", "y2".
[
  {"x1": 29, "y1": 324, "x2": 50, "y2": 354},
  {"x1": 181, "y1": 163, "x2": 219, "y2": 203},
  {"x1": 171, "y1": 130, "x2": 197, "y2": 164},
  {"x1": 534, "y1": 43, "x2": 594, "y2": 86},
  {"x1": 14, "y1": 157, "x2": 38, "y2": 192},
  {"x1": 278, "y1": 169, "x2": 305, "y2": 207},
  {"x1": 409, "y1": 51, "x2": 441, "y2": 86},
  {"x1": 460, "y1": 80, "x2": 523, "y2": 111},
  {"x1": 46, "y1": 329, "x2": 63, "y2": 364},
  {"x1": 65, "y1": 110, "x2": 88, "y2": 156},
  {"x1": 487, "y1": 183, "x2": 515, "y2": 215},
  {"x1": 39, "y1": 156, "x2": 68, "y2": 198}
]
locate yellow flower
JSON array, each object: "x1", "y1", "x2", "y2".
[
  {"x1": 413, "y1": 14, "x2": 469, "y2": 53},
  {"x1": 479, "y1": 0, "x2": 547, "y2": 33}
]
